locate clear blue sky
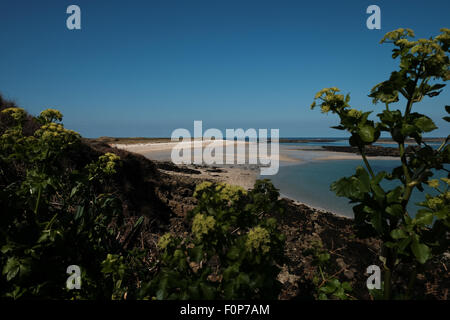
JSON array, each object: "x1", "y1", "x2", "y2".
[{"x1": 0, "y1": 0, "x2": 449, "y2": 137}]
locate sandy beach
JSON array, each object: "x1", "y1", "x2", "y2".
[
  {"x1": 108, "y1": 140, "x2": 401, "y2": 191},
  {"x1": 111, "y1": 139, "x2": 299, "y2": 162}
]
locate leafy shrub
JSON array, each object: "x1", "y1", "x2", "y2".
[
  {"x1": 139, "y1": 179, "x2": 286, "y2": 299},
  {"x1": 305, "y1": 240, "x2": 353, "y2": 300},
  {"x1": 311, "y1": 28, "x2": 449, "y2": 299},
  {"x1": 0, "y1": 107, "x2": 139, "y2": 299}
]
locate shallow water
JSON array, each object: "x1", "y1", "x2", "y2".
[
  {"x1": 136, "y1": 141, "x2": 446, "y2": 218},
  {"x1": 269, "y1": 159, "x2": 446, "y2": 218}
]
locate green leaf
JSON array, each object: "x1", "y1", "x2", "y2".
[
  {"x1": 386, "y1": 187, "x2": 403, "y2": 204},
  {"x1": 342, "y1": 282, "x2": 352, "y2": 291},
  {"x1": 3, "y1": 258, "x2": 20, "y2": 281},
  {"x1": 190, "y1": 245, "x2": 204, "y2": 263},
  {"x1": 401, "y1": 124, "x2": 417, "y2": 136},
  {"x1": 333, "y1": 287, "x2": 347, "y2": 300},
  {"x1": 320, "y1": 282, "x2": 337, "y2": 294},
  {"x1": 413, "y1": 211, "x2": 433, "y2": 226},
  {"x1": 371, "y1": 182, "x2": 386, "y2": 202},
  {"x1": 390, "y1": 228, "x2": 407, "y2": 240},
  {"x1": 134, "y1": 216, "x2": 144, "y2": 228},
  {"x1": 356, "y1": 166, "x2": 371, "y2": 193},
  {"x1": 414, "y1": 116, "x2": 437, "y2": 133},
  {"x1": 370, "y1": 211, "x2": 383, "y2": 234},
  {"x1": 331, "y1": 177, "x2": 357, "y2": 199},
  {"x1": 397, "y1": 238, "x2": 412, "y2": 253},
  {"x1": 386, "y1": 204, "x2": 403, "y2": 217},
  {"x1": 411, "y1": 241, "x2": 431, "y2": 264},
  {"x1": 1, "y1": 244, "x2": 14, "y2": 254},
  {"x1": 318, "y1": 253, "x2": 330, "y2": 263},
  {"x1": 359, "y1": 125, "x2": 375, "y2": 143},
  {"x1": 74, "y1": 205, "x2": 84, "y2": 220},
  {"x1": 318, "y1": 293, "x2": 328, "y2": 300}
]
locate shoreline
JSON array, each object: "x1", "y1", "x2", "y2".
[
  {"x1": 279, "y1": 194, "x2": 351, "y2": 219},
  {"x1": 109, "y1": 140, "x2": 401, "y2": 219}
]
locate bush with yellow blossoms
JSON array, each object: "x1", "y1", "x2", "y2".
[
  {"x1": 0, "y1": 107, "x2": 139, "y2": 299},
  {"x1": 140, "y1": 179, "x2": 286, "y2": 300}
]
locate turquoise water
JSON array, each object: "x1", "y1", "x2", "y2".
[{"x1": 269, "y1": 159, "x2": 446, "y2": 218}]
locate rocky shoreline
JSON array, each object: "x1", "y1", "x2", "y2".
[{"x1": 321, "y1": 145, "x2": 409, "y2": 157}]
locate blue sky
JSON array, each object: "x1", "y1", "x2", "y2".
[{"x1": 0, "y1": 0, "x2": 449, "y2": 137}]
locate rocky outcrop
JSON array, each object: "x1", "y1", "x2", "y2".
[{"x1": 321, "y1": 145, "x2": 418, "y2": 157}]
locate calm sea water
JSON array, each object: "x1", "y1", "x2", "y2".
[{"x1": 269, "y1": 159, "x2": 446, "y2": 218}]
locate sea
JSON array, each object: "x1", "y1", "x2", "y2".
[{"x1": 268, "y1": 138, "x2": 446, "y2": 218}]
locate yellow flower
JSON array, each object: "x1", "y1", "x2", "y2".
[
  {"x1": 427, "y1": 179, "x2": 439, "y2": 188},
  {"x1": 157, "y1": 233, "x2": 173, "y2": 250},
  {"x1": 217, "y1": 183, "x2": 246, "y2": 202},
  {"x1": 320, "y1": 104, "x2": 331, "y2": 113},
  {"x1": 39, "y1": 109, "x2": 63, "y2": 123},
  {"x1": 1, "y1": 107, "x2": 26, "y2": 123},
  {"x1": 445, "y1": 191, "x2": 450, "y2": 201},
  {"x1": 347, "y1": 109, "x2": 362, "y2": 119},
  {"x1": 427, "y1": 197, "x2": 443, "y2": 210},
  {"x1": 98, "y1": 153, "x2": 121, "y2": 174},
  {"x1": 246, "y1": 226, "x2": 270, "y2": 254},
  {"x1": 193, "y1": 181, "x2": 213, "y2": 198},
  {"x1": 192, "y1": 214, "x2": 216, "y2": 240}
]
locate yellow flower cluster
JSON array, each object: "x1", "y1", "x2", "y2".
[
  {"x1": 436, "y1": 28, "x2": 450, "y2": 45},
  {"x1": 193, "y1": 181, "x2": 214, "y2": 198},
  {"x1": 314, "y1": 87, "x2": 340, "y2": 99},
  {"x1": 98, "y1": 152, "x2": 121, "y2": 175},
  {"x1": 157, "y1": 233, "x2": 173, "y2": 250},
  {"x1": 193, "y1": 181, "x2": 246, "y2": 203},
  {"x1": 411, "y1": 39, "x2": 443, "y2": 56},
  {"x1": 192, "y1": 214, "x2": 216, "y2": 240},
  {"x1": 1, "y1": 107, "x2": 27, "y2": 123},
  {"x1": 321, "y1": 105, "x2": 331, "y2": 113},
  {"x1": 347, "y1": 109, "x2": 362, "y2": 119},
  {"x1": 427, "y1": 179, "x2": 440, "y2": 188},
  {"x1": 380, "y1": 28, "x2": 415, "y2": 44},
  {"x1": 39, "y1": 109, "x2": 63, "y2": 123},
  {"x1": 311, "y1": 87, "x2": 349, "y2": 115},
  {"x1": 427, "y1": 197, "x2": 444, "y2": 210},
  {"x1": 215, "y1": 183, "x2": 247, "y2": 202},
  {"x1": 35, "y1": 122, "x2": 80, "y2": 144},
  {"x1": 445, "y1": 192, "x2": 450, "y2": 201},
  {"x1": 246, "y1": 226, "x2": 270, "y2": 254}
]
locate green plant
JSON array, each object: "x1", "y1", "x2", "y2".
[
  {"x1": 310, "y1": 28, "x2": 450, "y2": 299},
  {"x1": 306, "y1": 240, "x2": 353, "y2": 300},
  {"x1": 139, "y1": 179, "x2": 286, "y2": 299},
  {"x1": 0, "y1": 107, "x2": 139, "y2": 299}
]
